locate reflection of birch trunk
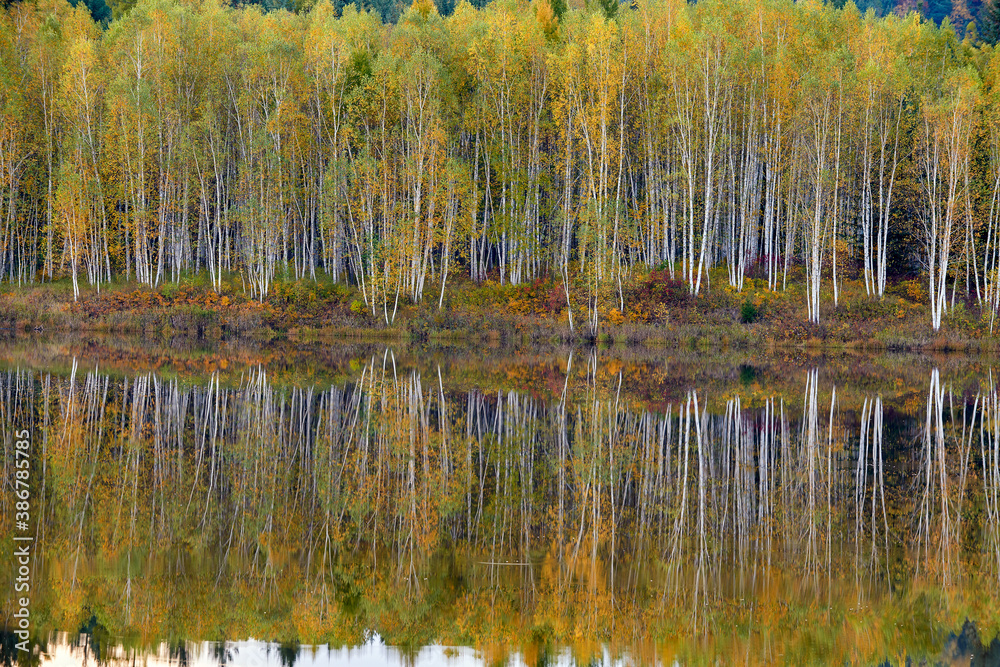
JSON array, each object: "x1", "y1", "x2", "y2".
[
  {"x1": 669, "y1": 391, "x2": 693, "y2": 566},
  {"x1": 757, "y1": 397, "x2": 780, "y2": 573},
  {"x1": 856, "y1": 396, "x2": 870, "y2": 584},
  {"x1": 557, "y1": 351, "x2": 572, "y2": 582},
  {"x1": 955, "y1": 392, "x2": 976, "y2": 562},
  {"x1": 855, "y1": 395, "x2": 890, "y2": 591},
  {"x1": 23, "y1": 355, "x2": 1000, "y2": 637},
  {"x1": 983, "y1": 372, "x2": 1000, "y2": 581},
  {"x1": 692, "y1": 391, "x2": 707, "y2": 633},
  {"x1": 918, "y1": 368, "x2": 952, "y2": 583},
  {"x1": 803, "y1": 368, "x2": 819, "y2": 577},
  {"x1": 826, "y1": 385, "x2": 836, "y2": 582},
  {"x1": 67, "y1": 360, "x2": 107, "y2": 592},
  {"x1": 872, "y1": 396, "x2": 889, "y2": 583}
]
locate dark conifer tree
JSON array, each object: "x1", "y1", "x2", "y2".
[{"x1": 980, "y1": 0, "x2": 1000, "y2": 41}]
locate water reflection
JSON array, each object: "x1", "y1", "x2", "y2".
[{"x1": 1, "y1": 350, "x2": 999, "y2": 665}]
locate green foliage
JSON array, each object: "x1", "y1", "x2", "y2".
[
  {"x1": 740, "y1": 299, "x2": 760, "y2": 324},
  {"x1": 70, "y1": 0, "x2": 112, "y2": 24},
  {"x1": 105, "y1": 0, "x2": 136, "y2": 18},
  {"x1": 594, "y1": 0, "x2": 616, "y2": 19}
]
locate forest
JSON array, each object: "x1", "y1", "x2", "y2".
[{"x1": 4, "y1": 0, "x2": 1000, "y2": 331}]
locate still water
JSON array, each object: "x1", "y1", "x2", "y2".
[{"x1": 1, "y1": 338, "x2": 1000, "y2": 665}]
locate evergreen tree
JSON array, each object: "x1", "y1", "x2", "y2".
[
  {"x1": 980, "y1": 0, "x2": 1000, "y2": 42},
  {"x1": 927, "y1": 0, "x2": 950, "y2": 25},
  {"x1": 595, "y1": 0, "x2": 616, "y2": 19}
]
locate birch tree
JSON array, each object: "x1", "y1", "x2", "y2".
[{"x1": 919, "y1": 66, "x2": 979, "y2": 330}]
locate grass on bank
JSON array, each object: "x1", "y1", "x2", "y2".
[{"x1": 0, "y1": 265, "x2": 996, "y2": 352}]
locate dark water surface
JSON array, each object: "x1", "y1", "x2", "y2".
[{"x1": 2, "y1": 337, "x2": 1000, "y2": 665}]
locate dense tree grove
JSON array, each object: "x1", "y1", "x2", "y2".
[{"x1": 5, "y1": 0, "x2": 1000, "y2": 328}]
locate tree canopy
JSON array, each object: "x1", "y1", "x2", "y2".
[{"x1": 4, "y1": 0, "x2": 1000, "y2": 329}]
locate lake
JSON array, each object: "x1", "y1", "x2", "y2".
[{"x1": 1, "y1": 336, "x2": 999, "y2": 665}]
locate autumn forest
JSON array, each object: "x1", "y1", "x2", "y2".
[{"x1": 3, "y1": 0, "x2": 1000, "y2": 335}]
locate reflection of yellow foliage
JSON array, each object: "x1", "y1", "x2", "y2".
[
  {"x1": 7, "y1": 354, "x2": 1000, "y2": 667},
  {"x1": 292, "y1": 589, "x2": 339, "y2": 643}
]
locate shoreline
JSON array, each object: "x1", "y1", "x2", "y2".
[{"x1": 0, "y1": 271, "x2": 996, "y2": 354}]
